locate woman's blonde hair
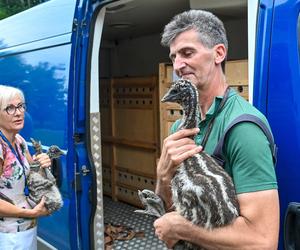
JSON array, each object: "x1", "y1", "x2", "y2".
[{"x1": 0, "y1": 85, "x2": 25, "y2": 110}]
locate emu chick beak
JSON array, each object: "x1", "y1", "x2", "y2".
[{"x1": 161, "y1": 89, "x2": 180, "y2": 103}]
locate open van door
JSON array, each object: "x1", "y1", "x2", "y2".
[{"x1": 0, "y1": 0, "x2": 111, "y2": 249}]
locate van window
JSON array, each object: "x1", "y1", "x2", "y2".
[{"x1": 0, "y1": 0, "x2": 49, "y2": 20}]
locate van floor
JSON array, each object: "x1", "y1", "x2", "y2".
[{"x1": 103, "y1": 195, "x2": 167, "y2": 250}]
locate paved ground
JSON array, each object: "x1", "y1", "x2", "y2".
[{"x1": 37, "y1": 238, "x2": 57, "y2": 250}]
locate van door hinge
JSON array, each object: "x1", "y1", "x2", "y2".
[
  {"x1": 73, "y1": 133, "x2": 83, "y2": 143},
  {"x1": 80, "y1": 19, "x2": 88, "y2": 37},
  {"x1": 81, "y1": 20, "x2": 87, "y2": 29},
  {"x1": 73, "y1": 18, "x2": 78, "y2": 31}
]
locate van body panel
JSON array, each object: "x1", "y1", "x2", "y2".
[
  {"x1": 253, "y1": 0, "x2": 274, "y2": 114},
  {"x1": 0, "y1": 0, "x2": 95, "y2": 249},
  {"x1": 0, "y1": 0, "x2": 76, "y2": 50},
  {"x1": 269, "y1": 1, "x2": 300, "y2": 248},
  {"x1": 255, "y1": 0, "x2": 300, "y2": 248},
  {"x1": 0, "y1": 34, "x2": 72, "y2": 58},
  {"x1": 0, "y1": 43, "x2": 75, "y2": 249}
]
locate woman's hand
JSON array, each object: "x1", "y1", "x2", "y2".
[
  {"x1": 32, "y1": 196, "x2": 50, "y2": 216},
  {"x1": 33, "y1": 153, "x2": 51, "y2": 168},
  {"x1": 24, "y1": 197, "x2": 50, "y2": 218}
]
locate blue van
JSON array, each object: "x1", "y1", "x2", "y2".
[{"x1": 0, "y1": 0, "x2": 299, "y2": 249}]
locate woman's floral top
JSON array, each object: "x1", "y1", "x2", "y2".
[{"x1": 0, "y1": 134, "x2": 36, "y2": 233}]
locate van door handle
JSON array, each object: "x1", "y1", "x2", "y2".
[
  {"x1": 81, "y1": 165, "x2": 90, "y2": 176},
  {"x1": 284, "y1": 202, "x2": 300, "y2": 250}
]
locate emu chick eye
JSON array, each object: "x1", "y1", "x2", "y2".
[{"x1": 170, "y1": 89, "x2": 178, "y2": 95}]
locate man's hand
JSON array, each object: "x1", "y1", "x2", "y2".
[
  {"x1": 156, "y1": 127, "x2": 202, "y2": 212},
  {"x1": 154, "y1": 211, "x2": 189, "y2": 249},
  {"x1": 157, "y1": 127, "x2": 202, "y2": 181}
]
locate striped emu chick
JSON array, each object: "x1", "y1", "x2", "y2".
[
  {"x1": 27, "y1": 138, "x2": 64, "y2": 213},
  {"x1": 161, "y1": 79, "x2": 240, "y2": 249}
]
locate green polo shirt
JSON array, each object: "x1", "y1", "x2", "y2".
[{"x1": 170, "y1": 89, "x2": 278, "y2": 194}]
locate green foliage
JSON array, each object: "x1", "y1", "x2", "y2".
[
  {"x1": 0, "y1": 0, "x2": 48, "y2": 20},
  {"x1": 0, "y1": 7, "x2": 7, "y2": 20}
]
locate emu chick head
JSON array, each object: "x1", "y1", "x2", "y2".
[
  {"x1": 161, "y1": 79, "x2": 200, "y2": 130},
  {"x1": 47, "y1": 145, "x2": 65, "y2": 159}
]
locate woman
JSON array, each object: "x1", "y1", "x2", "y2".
[{"x1": 0, "y1": 85, "x2": 51, "y2": 250}]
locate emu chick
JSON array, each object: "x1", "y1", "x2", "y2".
[
  {"x1": 27, "y1": 139, "x2": 64, "y2": 213},
  {"x1": 137, "y1": 79, "x2": 239, "y2": 250}
]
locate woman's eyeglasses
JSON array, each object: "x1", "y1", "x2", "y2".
[{"x1": 4, "y1": 103, "x2": 26, "y2": 115}]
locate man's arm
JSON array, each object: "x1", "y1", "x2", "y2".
[
  {"x1": 154, "y1": 189, "x2": 279, "y2": 250},
  {"x1": 154, "y1": 122, "x2": 279, "y2": 249}
]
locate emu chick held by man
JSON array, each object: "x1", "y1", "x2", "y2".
[
  {"x1": 162, "y1": 79, "x2": 240, "y2": 249},
  {"x1": 161, "y1": 79, "x2": 239, "y2": 223}
]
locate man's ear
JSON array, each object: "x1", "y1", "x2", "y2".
[{"x1": 214, "y1": 44, "x2": 227, "y2": 65}]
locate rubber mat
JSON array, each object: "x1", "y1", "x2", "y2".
[{"x1": 103, "y1": 196, "x2": 168, "y2": 250}]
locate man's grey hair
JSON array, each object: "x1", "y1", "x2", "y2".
[
  {"x1": 161, "y1": 9, "x2": 228, "y2": 51},
  {"x1": 0, "y1": 85, "x2": 25, "y2": 110}
]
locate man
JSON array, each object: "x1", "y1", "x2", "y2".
[{"x1": 154, "y1": 10, "x2": 279, "y2": 249}]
